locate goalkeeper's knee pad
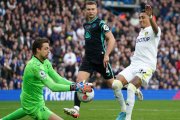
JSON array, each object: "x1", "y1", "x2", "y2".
[{"x1": 112, "y1": 80, "x2": 123, "y2": 90}]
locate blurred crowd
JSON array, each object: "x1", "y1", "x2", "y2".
[{"x1": 0, "y1": 0, "x2": 179, "y2": 90}]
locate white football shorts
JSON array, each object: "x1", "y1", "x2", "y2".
[{"x1": 118, "y1": 63, "x2": 154, "y2": 87}]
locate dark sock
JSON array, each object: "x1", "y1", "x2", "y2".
[{"x1": 74, "y1": 92, "x2": 81, "y2": 107}]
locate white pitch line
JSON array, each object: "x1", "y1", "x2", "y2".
[
  {"x1": 134, "y1": 108, "x2": 180, "y2": 112},
  {"x1": 89, "y1": 108, "x2": 180, "y2": 112}
]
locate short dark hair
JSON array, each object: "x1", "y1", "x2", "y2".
[
  {"x1": 141, "y1": 9, "x2": 145, "y2": 13},
  {"x1": 140, "y1": 2, "x2": 146, "y2": 13},
  {"x1": 32, "y1": 37, "x2": 49, "y2": 55},
  {"x1": 85, "y1": 1, "x2": 97, "y2": 7}
]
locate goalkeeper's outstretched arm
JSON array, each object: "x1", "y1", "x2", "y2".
[
  {"x1": 42, "y1": 74, "x2": 92, "y2": 93},
  {"x1": 47, "y1": 61, "x2": 73, "y2": 85},
  {"x1": 42, "y1": 75, "x2": 71, "y2": 92}
]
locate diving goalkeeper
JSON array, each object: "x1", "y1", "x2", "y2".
[{"x1": 1, "y1": 37, "x2": 92, "y2": 120}]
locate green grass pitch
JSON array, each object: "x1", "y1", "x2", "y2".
[{"x1": 0, "y1": 100, "x2": 180, "y2": 120}]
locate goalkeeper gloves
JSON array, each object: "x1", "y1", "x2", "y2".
[{"x1": 70, "y1": 81, "x2": 93, "y2": 93}]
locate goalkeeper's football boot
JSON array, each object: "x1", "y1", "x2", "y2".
[
  {"x1": 116, "y1": 112, "x2": 126, "y2": 120},
  {"x1": 63, "y1": 108, "x2": 80, "y2": 118},
  {"x1": 135, "y1": 89, "x2": 143, "y2": 101}
]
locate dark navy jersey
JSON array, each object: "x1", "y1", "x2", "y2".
[{"x1": 83, "y1": 16, "x2": 110, "y2": 63}]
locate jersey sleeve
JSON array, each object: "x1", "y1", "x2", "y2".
[
  {"x1": 47, "y1": 60, "x2": 72, "y2": 85},
  {"x1": 33, "y1": 64, "x2": 71, "y2": 92},
  {"x1": 157, "y1": 27, "x2": 161, "y2": 37},
  {"x1": 42, "y1": 75, "x2": 71, "y2": 92},
  {"x1": 99, "y1": 20, "x2": 110, "y2": 33},
  {"x1": 153, "y1": 26, "x2": 161, "y2": 37}
]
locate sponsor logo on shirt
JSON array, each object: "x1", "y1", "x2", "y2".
[{"x1": 136, "y1": 37, "x2": 150, "y2": 43}]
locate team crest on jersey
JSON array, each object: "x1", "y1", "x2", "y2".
[
  {"x1": 103, "y1": 24, "x2": 109, "y2": 31},
  {"x1": 85, "y1": 31, "x2": 91, "y2": 39},
  {"x1": 145, "y1": 32, "x2": 148, "y2": 36},
  {"x1": 39, "y1": 70, "x2": 46, "y2": 80}
]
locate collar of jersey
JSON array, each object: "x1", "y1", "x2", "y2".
[
  {"x1": 141, "y1": 26, "x2": 151, "y2": 31},
  {"x1": 33, "y1": 56, "x2": 44, "y2": 64},
  {"x1": 87, "y1": 16, "x2": 98, "y2": 24}
]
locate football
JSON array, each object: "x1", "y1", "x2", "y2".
[{"x1": 77, "y1": 89, "x2": 94, "y2": 103}]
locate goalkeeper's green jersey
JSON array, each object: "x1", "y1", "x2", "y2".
[{"x1": 20, "y1": 56, "x2": 72, "y2": 114}]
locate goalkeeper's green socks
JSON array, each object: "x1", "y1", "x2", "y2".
[{"x1": 2, "y1": 108, "x2": 26, "y2": 120}]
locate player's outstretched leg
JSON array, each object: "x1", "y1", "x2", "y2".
[
  {"x1": 125, "y1": 83, "x2": 137, "y2": 120},
  {"x1": 1, "y1": 108, "x2": 27, "y2": 120},
  {"x1": 112, "y1": 80, "x2": 126, "y2": 120},
  {"x1": 64, "y1": 92, "x2": 80, "y2": 118}
]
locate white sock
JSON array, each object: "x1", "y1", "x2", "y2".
[
  {"x1": 126, "y1": 83, "x2": 136, "y2": 120},
  {"x1": 74, "y1": 106, "x2": 80, "y2": 111},
  {"x1": 112, "y1": 80, "x2": 126, "y2": 112},
  {"x1": 114, "y1": 89, "x2": 126, "y2": 112}
]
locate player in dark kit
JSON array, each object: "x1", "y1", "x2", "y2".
[
  {"x1": 81, "y1": 9, "x2": 115, "y2": 80},
  {"x1": 64, "y1": 1, "x2": 116, "y2": 118}
]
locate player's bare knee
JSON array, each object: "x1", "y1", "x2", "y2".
[
  {"x1": 76, "y1": 76, "x2": 86, "y2": 82},
  {"x1": 76, "y1": 71, "x2": 90, "y2": 82},
  {"x1": 112, "y1": 80, "x2": 123, "y2": 90},
  {"x1": 76, "y1": 78, "x2": 84, "y2": 82},
  {"x1": 130, "y1": 76, "x2": 142, "y2": 88},
  {"x1": 116, "y1": 75, "x2": 128, "y2": 85},
  {"x1": 116, "y1": 74, "x2": 121, "y2": 80}
]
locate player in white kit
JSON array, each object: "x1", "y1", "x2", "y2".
[{"x1": 112, "y1": 5, "x2": 161, "y2": 120}]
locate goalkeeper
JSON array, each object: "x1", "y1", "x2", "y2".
[{"x1": 1, "y1": 38, "x2": 92, "y2": 120}]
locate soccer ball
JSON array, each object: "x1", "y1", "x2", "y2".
[{"x1": 77, "y1": 89, "x2": 94, "y2": 103}]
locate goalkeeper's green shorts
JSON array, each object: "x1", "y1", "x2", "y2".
[{"x1": 30, "y1": 106, "x2": 52, "y2": 120}]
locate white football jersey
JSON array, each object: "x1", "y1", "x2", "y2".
[{"x1": 131, "y1": 26, "x2": 161, "y2": 70}]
